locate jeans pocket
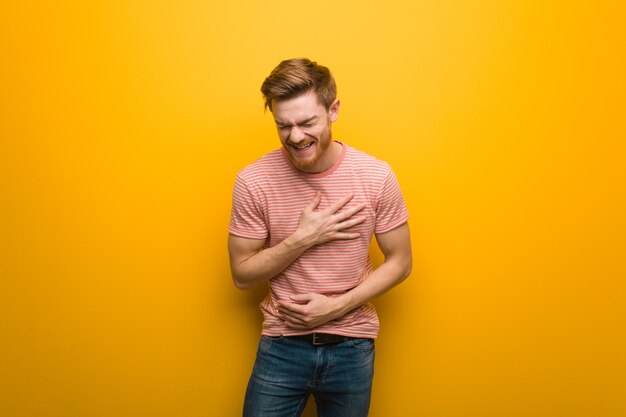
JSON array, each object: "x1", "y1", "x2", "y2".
[
  {"x1": 259, "y1": 335, "x2": 279, "y2": 352},
  {"x1": 347, "y1": 338, "x2": 375, "y2": 351}
]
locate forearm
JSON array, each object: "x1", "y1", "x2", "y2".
[
  {"x1": 230, "y1": 232, "x2": 313, "y2": 290},
  {"x1": 275, "y1": 220, "x2": 411, "y2": 330},
  {"x1": 231, "y1": 193, "x2": 366, "y2": 290},
  {"x1": 333, "y1": 256, "x2": 412, "y2": 317}
]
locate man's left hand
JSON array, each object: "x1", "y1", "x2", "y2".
[{"x1": 277, "y1": 293, "x2": 342, "y2": 329}]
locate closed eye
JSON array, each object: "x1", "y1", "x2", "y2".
[{"x1": 275, "y1": 116, "x2": 317, "y2": 130}]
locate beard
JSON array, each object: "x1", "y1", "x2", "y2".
[{"x1": 284, "y1": 132, "x2": 332, "y2": 172}]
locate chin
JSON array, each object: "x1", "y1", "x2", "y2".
[{"x1": 289, "y1": 153, "x2": 322, "y2": 171}]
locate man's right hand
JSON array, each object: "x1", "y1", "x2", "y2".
[
  {"x1": 293, "y1": 192, "x2": 366, "y2": 248},
  {"x1": 229, "y1": 192, "x2": 365, "y2": 290}
]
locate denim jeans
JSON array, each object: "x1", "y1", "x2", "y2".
[{"x1": 243, "y1": 335, "x2": 375, "y2": 417}]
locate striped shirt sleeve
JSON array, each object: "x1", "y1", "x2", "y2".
[
  {"x1": 229, "y1": 175, "x2": 268, "y2": 240},
  {"x1": 374, "y1": 167, "x2": 409, "y2": 234}
]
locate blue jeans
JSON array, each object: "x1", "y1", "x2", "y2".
[{"x1": 243, "y1": 335, "x2": 375, "y2": 417}]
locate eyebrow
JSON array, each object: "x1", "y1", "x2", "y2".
[{"x1": 274, "y1": 116, "x2": 317, "y2": 127}]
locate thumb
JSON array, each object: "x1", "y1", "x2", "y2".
[
  {"x1": 304, "y1": 192, "x2": 321, "y2": 212},
  {"x1": 290, "y1": 293, "x2": 314, "y2": 303}
]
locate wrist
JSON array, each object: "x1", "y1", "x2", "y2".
[
  {"x1": 286, "y1": 229, "x2": 315, "y2": 251},
  {"x1": 334, "y1": 292, "x2": 355, "y2": 317}
]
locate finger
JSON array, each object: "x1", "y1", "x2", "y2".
[
  {"x1": 278, "y1": 307, "x2": 300, "y2": 320},
  {"x1": 332, "y1": 203, "x2": 366, "y2": 222},
  {"x1": 278, "y1": 310, "x2": 304, "y2": 325},
  {"x1": 290, "y1": 294, "x2": 313, "y2": 304},
  {"x1": 324, "y1": 193, "x2": 354, "y2": 214},
  {"x1": 284, "y1": 320, "x2": 310, "y2": 329},
  {"x1": 280, "y1": 310, "x2": 308, "y2": 326},
  {"x1": 278, "y1": 302, "x2": 307, "y2": 316},
  {"x1": 303, "y1": 192, "x2": 322, "y2": 213},
  {"x1": 334, "y1": 216, "x2": 366, "y2": 231},
  {"x1": 277, "y1": 307, "x2": 300, "y2": 321},
  {"x1": 330, "y1": 232, "x2": 361, "y2": 240}
]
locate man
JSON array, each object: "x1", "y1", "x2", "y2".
[{"x1": 228, "y1": 58, "x2": 412, "y2": 417}]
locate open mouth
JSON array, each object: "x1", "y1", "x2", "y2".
[{"x1": 290, "y1": 142, "x2": 314, "y2": 151}]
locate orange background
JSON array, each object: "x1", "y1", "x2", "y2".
[{"x1": 1, "y1": 1, "x2": 625, "y2": 416}]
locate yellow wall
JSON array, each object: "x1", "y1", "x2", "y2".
[{"x1": 1, "y1": 1, "x2": 625, "y2": 416}]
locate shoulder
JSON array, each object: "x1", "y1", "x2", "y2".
[
  {"x1": 236, "y1": 148, "x2": 285, "y2": 184},
  {"x1": 342, "y1": 143, "x2": 393, "y2": 180}
]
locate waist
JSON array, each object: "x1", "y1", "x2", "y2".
[
  {"x1": 260, "y1": 299, "x2": 380, "y2": 338},
  {"x1": 292, "y1": 333, "x2": 357, "y2": 346}
]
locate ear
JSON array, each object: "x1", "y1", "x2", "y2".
[{"x1": 328, "y1": 99, "x2": 340, "y2": 122}]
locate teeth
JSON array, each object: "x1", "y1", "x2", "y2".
[{"x1": 293, "y1": 143, "x2": 312, "y2": 150}]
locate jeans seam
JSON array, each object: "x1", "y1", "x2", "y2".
[
  {"x1": 292, "y1": 395, "x2": 309, "y2": 417},
  {"x1": 245, "y1": 337, "x2": 373, "y2": 416},
  {"x1": 318, "y1": 346, "x2": 334, "y2": 384}
]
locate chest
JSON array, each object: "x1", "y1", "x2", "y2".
[{"x1": 261, "y1": 177, "x2": 379, "y2": 246}]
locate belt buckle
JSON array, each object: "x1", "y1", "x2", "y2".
[{"x1": 311, "y1": 333, "x2": 339, "y2": 346}]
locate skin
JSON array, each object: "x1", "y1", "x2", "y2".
[
  {"x1": 228, "y1": 90, "x2": 412, "y2": 330},
  {"x1": 273, "y1": 90, "x2": 342, "y2": 174}
]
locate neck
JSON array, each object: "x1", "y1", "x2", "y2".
[{"x1": 308, "y1": 140, "x2": 342, "y2": 173}]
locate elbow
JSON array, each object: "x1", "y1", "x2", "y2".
[
  {"x1": 232, "y1": 274, "x2": 253, "y2": 291},
  {"x1": 399, "y1": 258, "x2": 412, "y2": 282},
  {"x1": 230, "y1": 267, "x2": 253, "y2": 290},
  {"x1": 231, "y1": 262, "x2": 266, "y2": 290}
]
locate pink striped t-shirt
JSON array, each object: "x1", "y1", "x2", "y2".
[{"x1": 229, "y1": 141, "x2": 409, "y2": 339}]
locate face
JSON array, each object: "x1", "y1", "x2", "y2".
[{"x1": 272, "y1": 90, "x2": 339, "y2": 173}]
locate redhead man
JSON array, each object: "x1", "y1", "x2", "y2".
[{"x1": 229, "y1": 58, "x2": 412, "y2": 417}]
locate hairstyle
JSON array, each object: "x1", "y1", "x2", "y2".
[{"x1": 260, "y1": 58, "x2": 337, "y2": 112}]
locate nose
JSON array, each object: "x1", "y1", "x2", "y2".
[{"x1": 288, "y1": 126, "x2": 306, "y2": 143}]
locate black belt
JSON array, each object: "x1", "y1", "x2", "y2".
[{"x1": 294, "y1": 333, "x2": 350, "y2": 346}]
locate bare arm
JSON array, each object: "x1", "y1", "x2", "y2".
[
  {"x1": 277, "y1": 222, "x2": 412, "y2": 329},
  {"x1": 228, "y1": 192, "x2": 366, "y2": 290}
]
